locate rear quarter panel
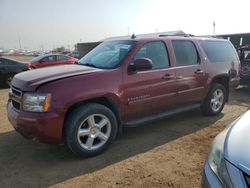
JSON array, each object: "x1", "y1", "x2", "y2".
[{"x1": 197, "y1": 39, "x2": 240, "y2": 91}]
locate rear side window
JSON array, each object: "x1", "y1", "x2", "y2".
[
  {"x1": 134, "y1": 41, "x2": 170, "y2": 69},
  {"x1": 172, "y1": 40, "x2": 199, "y2": 66},
  {"x1": 201, "y1": 41, "x2": 238, "y2": 63},
  {"x1": 43, "y1": 56, "x2": 55, "y2": 62},
  {"x1": 57, "y1": 55, "x2": 70, "y2": 61}
]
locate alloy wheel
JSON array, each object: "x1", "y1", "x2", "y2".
[
  {"x1": 210, "y1": 89, "x2": 224, "y2": 112},
  {"x1": 77, "y1": 114, "x2": 111, "y2": 150}
]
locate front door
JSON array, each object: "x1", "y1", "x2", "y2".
[{"x1": 122, "y1": 41, "x2": 177, "y2": 121}]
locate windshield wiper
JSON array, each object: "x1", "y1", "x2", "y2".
[{"x1": 82, "y1": 63, "x2": 98, "y2": 68}]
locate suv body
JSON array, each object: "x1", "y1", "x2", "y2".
[{"x1": 7, "y1": 36, "x2": 240, "y2": 157}]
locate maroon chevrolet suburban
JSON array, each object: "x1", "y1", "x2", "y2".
[{"x1": 7, "y1": 35, "x2": 240, "y2": 157}]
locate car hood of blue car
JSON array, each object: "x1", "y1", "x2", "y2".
[{"x1": 224, "y1": 110, "x2": 250, "y2": 175}]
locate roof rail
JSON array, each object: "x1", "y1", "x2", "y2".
[
  {"x1": 159, "y1": 34, "x2": 195, "y2": 37},
  {"x1": 200, "y1": 35, "x2": 224, "y2": 39}
]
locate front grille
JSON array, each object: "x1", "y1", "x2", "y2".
[
  {"x1": 11, "y1": 86, "x2": 22, "y2": 97},
  {"x1": 10, "y1": 86, "x2": 22, "y2": 110},
  {"x1": 12, "y1": 100, "x2": 20, "y2": 110}
]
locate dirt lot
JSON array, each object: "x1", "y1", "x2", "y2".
[
  {"x1": 0, "y1": 87, "x2": 249, "y2": 188},
  {"x1": 7, "y1": 55, "x2": 34, "y2": 62}
]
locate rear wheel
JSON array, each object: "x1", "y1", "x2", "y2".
[
  {"x1": 64, "y1": 103, "x2": 118, "y2": 157},
  {"x1": 201, "y1": 83, "x2": 226, "y2": 116}
]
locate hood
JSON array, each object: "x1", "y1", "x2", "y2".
[
  {"x1": 224, "y1": 110, "x2": 250, "y2": 174},
  {"x1": 12, "y1": 64, "x2": 102, "y2": 91}
]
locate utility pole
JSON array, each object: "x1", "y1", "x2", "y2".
[
  {"x1": 127, "y1": 27, "x2": 130, "y2": 36},
  {"x1": 18, "y1": 37, "x2": 22, "y2": 51},
  {"x1": 213, "y1": 21, "x2": 216, "y2": 35}
]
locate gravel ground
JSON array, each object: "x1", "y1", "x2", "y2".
[{"x1": 0, "y1": 87, "x2": 249, "y2": 188}]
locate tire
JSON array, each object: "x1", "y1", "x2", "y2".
[
  {"x1": 201, "y1": 83, "x2": 226, "y2": 116},
  {"x1": 64, "y1": 103, "x2": 118, "y2": 157},
  {"x1": 5, "y1": 73, "x2": 15, "y2": 87}
]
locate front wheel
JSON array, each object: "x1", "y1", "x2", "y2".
[
  {"x1": 64, "y1": 103, "x2": 118, "y2": 157},
  {"x1": 201, "y1": 83, "x2": 226, "y2": 116}
]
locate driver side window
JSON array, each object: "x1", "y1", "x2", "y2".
[{"x1": 134, "y1": 41, "x2": 170, "y2": 69}]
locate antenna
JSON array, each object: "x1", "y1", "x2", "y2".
[
  {"x1": 18, "y1": 37, "x2": 22, "y2": 51},
  {"x1": 131, "y1": 34, "x2": 136, "y2": 39}
]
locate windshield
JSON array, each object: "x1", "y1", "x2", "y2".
[
  {"x1": 78, "y1": 40, "x2": 135, "y2": 69},
  {"x1": 30, "y1": 55, "x2": 45, "y2": 62}
]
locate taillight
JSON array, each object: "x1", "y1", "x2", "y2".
[{"x1": 27, "y1": 63, "x2": 32, "y2": 70}]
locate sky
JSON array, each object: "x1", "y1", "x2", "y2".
[{"x1": 0, "y1": 0, "x2": 249, "y2": 51}]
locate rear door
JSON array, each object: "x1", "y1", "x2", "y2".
[
  {"x1": 56, "y1": 55, "x2": 70, "y2": 65},
  {"x1": 40, "y1": 55, "x2": 56, "y2": 67},
  {"x1": 171, "y1": 40, "x2": 207, "y2": 105},
  {"x1": 123, "y1": 41, "x2": 177, "y2": 121}
]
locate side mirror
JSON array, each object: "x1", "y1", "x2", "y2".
[{"x1": 128, "y1": 58, "x2": 153, "y2": 72}]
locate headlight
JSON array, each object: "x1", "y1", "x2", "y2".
[
  {"x1": 207, "y1": 127, "x2": 233, "y2": 188},
  {"x1": 23, "y1": 93, "x2": 52, "y2": 112}
]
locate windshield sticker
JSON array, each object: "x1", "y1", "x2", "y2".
[{"x1": 116, "y1": 44, "x2": 131, "y2": 49}]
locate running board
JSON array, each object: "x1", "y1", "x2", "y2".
[{"x1": 123, "y1": 103, "x2": 201, "y2": 128}]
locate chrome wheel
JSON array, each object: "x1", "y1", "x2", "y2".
[
  {"x1": 77, "y1": 114, "x2": 111, "y2": 151},
  {"x1": 210, "y1": 89, "x2": 224, "y2": 112}
]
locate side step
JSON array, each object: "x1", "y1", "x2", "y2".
[{"x1": 123, "y1": 103, "x2": 200, "y2": 128}]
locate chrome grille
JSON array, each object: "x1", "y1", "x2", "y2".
[
  {"x1": 10, "y1": 86, "x2": 22, "y2": 110},
  {"x1": 11, "y1": 86, "x2": 22, "y2": 97}
]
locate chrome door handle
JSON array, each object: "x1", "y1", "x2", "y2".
[
  {"x1": 162, "y1": 74, "x2": 175, "y2": 80},
  {"x1": 195, "y1": 69, "x2": 204, "y2": 74}
]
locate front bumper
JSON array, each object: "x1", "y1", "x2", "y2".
[
  {"x1": 202, "y1": 159, "x2": 248, "y2": 188},
  {"x1": 7, "y1": 100, "x2": 64, "y2": 144}
]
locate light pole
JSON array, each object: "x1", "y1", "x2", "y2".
[{"x1": 213, "y1": 21, "x2": 216, "y2": 35}]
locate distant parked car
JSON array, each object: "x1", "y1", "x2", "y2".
[
  {"x1": 29, "y1": 54, "x2": 77, "y2": 69},
  {"x1": 202, "y1": 110, "x2": 250, "y2": 188},
  {"x1": 69, "y1": 51, "x2": 80, "y2": 59},
  {"x1": 0, "y1": 57, "x2": 29, "y2": 87}
]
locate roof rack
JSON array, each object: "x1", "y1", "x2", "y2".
[{"x1": 159, "y1": 34, "x2": 195, "y2": 37}]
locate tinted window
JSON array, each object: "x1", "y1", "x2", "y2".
[
  {"x1": 31, "y1": 55, "x2": 45, "y2": 62},
  {"x1": 201, "y1": 41, "x2": 238, "y2": 63},
  {"x1": 43, "y1": 56, "x2": 55, "y2": 62},
  {"x1": 57, "y1": 55, "x2": 70, "y2": 61},
  {"x1": 134, "y1": 41, "x2": 169, "y2": 69},
  {"x1": 172, "y1": 40, "x2": 199, "y2": 66}
]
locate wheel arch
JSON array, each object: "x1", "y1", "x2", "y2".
[
  {"x1": 62, "y1": 96, "x2": 122, "y2": 142},
  {"x1": 210, "y1": 74, "x2": 229, "y2": 102}
]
